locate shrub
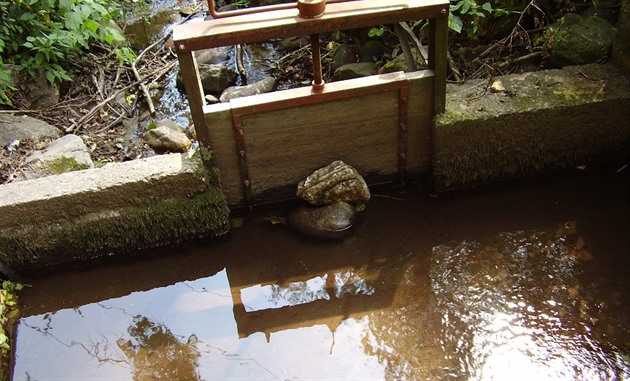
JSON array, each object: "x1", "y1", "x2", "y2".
[{"x1": 0, "y1": 0, "x2": 134, "y2": 105}]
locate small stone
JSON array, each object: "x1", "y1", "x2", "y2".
[
  {"x1": 205, "y1": 94, "x2": 220, "y2": 104},
  {"x1": 297, "y1": 160, "x2": 370, "y2": 205},
  {"x1": 490, "y1": 79, "x2": 505, "y2": 93},
  {"x1": 288, "y1": 201, "x2": 357, "y2": 239}
]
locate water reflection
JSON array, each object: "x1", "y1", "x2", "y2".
[
  {"x1": 431, "y1": 223, "x2": 630, "y2": 380},
  {"x1": 12, "y1": 174, "x2": 630, "y2": 380},
  {"x1": 13, "y1": 269, "x2": 389, "y2": 380}
]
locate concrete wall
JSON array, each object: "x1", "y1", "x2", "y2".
[
  {"x1": 0, "y1": 152, "x2": 230, "y2": 275},
  {"x1": 433, "y1": 64, "x2": 630, "y2": 190}
]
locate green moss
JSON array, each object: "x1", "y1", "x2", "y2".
[
  {"x1": 434, "y1": 99, "x2": 630, "y2": 190},
  {"x1": 43, "y1": 157, "x2": 90, "y2": 175},
  {"x1": 0, "y1": 186, "x2": 230, "y2": 272}
]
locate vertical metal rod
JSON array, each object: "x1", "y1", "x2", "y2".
[{"x1": 310, "y1": 33, "x2": 325, "y2": 92}]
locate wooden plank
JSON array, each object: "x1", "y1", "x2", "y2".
[
  {"x1": 174, "y1": 0, "x2": 449, "y2": 52},
  {"x1": 406, "y1": 70, "x2": 434, "y2": 175},
  {"x1": 176, "y1": 51, "x2": 211, "y2": 145},
  {"x1": 203, "y1": 103, "x2": 243, "y2": 200},
  {"x1": 204, "y1": 72, "x2": 434, "y2": 206}
]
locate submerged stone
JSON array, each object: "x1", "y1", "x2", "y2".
[{"x1": 288, "y1": 201, "x2": 356, "y2": 239}]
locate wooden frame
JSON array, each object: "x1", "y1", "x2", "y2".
[{"x1": 173, "y1": 0, "x2": 449, "y2": 206}]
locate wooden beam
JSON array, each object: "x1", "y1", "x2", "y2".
[
  {"x1": 176, "y1": 51, "x2": 212, "y2": 147},
  {"x1": 174, "y1": 0, "x2": 450, "y2": 53},
  {"x1": 428, "y1": 16, "x2": 448, "y2": 114}
]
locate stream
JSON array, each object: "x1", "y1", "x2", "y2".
[{"x1": 11, "y1": 170, "x2": 630, "y2": 380}]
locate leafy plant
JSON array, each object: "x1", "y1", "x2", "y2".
[
  {"x1": 449, "y1": 0, "x2": 508, "y2": 36},
  {"x1": 0, "y1": 281, "x2": 23, "y2": 353},
  {"x1": 0, "y1": 0, "x2": 134, "y2": 105}
]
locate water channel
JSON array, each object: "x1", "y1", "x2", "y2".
[{"x1": 11, "y1": 170, "x2": 630, "y2": 380}]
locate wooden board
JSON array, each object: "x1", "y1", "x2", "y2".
[
  {"x1": 174, "y1": 0, "x2": 450, "y2": 52},
  {"x1": 204, "y1": 71, "x2": 434, "y2": 206}
]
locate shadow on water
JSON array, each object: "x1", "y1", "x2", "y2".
[{"x1": 12, "y1": 170, "x2": 630, "y2": 380}]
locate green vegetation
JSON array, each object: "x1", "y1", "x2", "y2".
[
  {"x1": 0, "y1": 0, "x2": 135, "y2": 104},
  {"x1": 0, "y1": 280, "x2": 23, "y2": 380},
  {"x1": 449, "y1": 0, "x2": 510, "y2": 36}
]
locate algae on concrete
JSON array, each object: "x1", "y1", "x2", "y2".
[
  {"x1": 0, "y1": 187, "x2": 229, "y2": 272},
  {"x1": 434, "y1": 64, "x2": 630, "y2": 190},
  {"x1": 0, "y1": 152, "x2": 231, "y2": 274}
]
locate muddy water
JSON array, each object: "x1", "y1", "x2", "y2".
[{"x1": 12, "y1": 171, "x2": 630, "y2": 380}]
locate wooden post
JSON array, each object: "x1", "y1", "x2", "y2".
[
  {"x1": 176, "y1": 50, "x2": 212, "y2": 147},
  {"x1": 428, "y1": 15, "x2": 448, "y2": 114}
]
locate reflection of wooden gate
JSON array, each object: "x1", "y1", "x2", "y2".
[{"x1": 174, "y1": 0, "x2": 449, "y2": 207}]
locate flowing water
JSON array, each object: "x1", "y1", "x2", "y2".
[{"x1": 12, "y1": 171, "x2": 630, "y2": 380}]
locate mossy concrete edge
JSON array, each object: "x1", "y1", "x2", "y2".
[
  {"x1": 0, "y1": 153, "x2": 230, "y2": 274},
  {"x1": 434, "y1": 64, "x2": 630, "y2": 190}
]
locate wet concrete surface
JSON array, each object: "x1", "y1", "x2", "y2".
[{"x1": 12, "y1": 170, "x2": 630, "y2": 380}]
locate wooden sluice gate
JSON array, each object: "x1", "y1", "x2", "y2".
[{"x1": 174, "y1": 0, "x2": 449, "y2": 207}]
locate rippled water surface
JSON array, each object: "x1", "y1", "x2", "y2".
[{"x1": 12, "y1": 171, "x2": 630, "y2": 380}]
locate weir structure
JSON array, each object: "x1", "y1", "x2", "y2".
[{"x1": 174, "y1": 0, "x2": 449, "y2": 207}]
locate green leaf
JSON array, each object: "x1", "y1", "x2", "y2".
[
  {"x1": 65, "y1": 10, "x2": 83, "y2": 30},
  {"x1": 460, "y1": 0, "x2": 471, "y2": 15},
  {"x1": 449, "y1": 14, "x2": 463, "y2": 34},
  {"x1": 59, "y1": 0, "x2": 74, "y2": 11},
  {"x1": 45, "y1": 69, "x2": 56, "y2": 84},
  {"x1": 368, "y1": 27, "x2": 384, "y2": 38},
  {"x1": 85, "y1": 19, "x2": 100, "y2": 33},
  {"x1": 481, "y1": 2, "x2": 492, "y2": 13}
]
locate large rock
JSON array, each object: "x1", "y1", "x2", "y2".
[
  {"x1": 296, "y1": 160, "x2": 370, "y2": 205},
  {"x1": 195, "y1": 47, "x2": 231, "y2": 65},
  {"x1": 613, "y1": 0, "x2": 630, "y2": 77},
  {"x1": 219, "y1": 77, "x2": 276, "y2": 102},
  {"x1": 331, "y1": 44, "x2": 357, "y2": 72},
  {"x1": 544, "y1": 14, "x2": 616, "y2": 67},
  {"x1": 288, "y1": 201, "x2": 356, "y2": 239},
  {"x1": 0, "y1": 114, "x2": 61, "y2": 147},
  {"x1": 177, "y1": 64, "x2": 237, "y2": 96},
  {"x1": 5, "y1": 65, "x2": 59, "y2": 109},
  {"x1": 26, "y1": 134, "x2": 93, "y2": 174},
  {"x1": 332, "y1": 62, "x2": 377, "y2": 81},
  {"x1": 199, "y1": 64, "x2": 237, "y2": 95}
]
